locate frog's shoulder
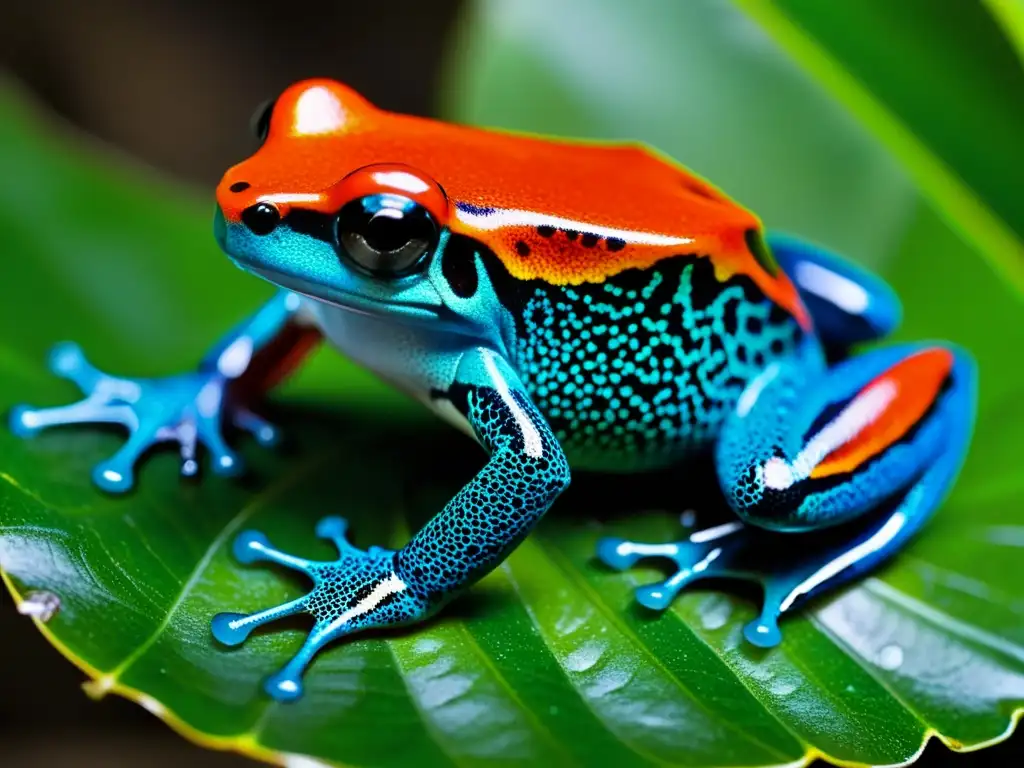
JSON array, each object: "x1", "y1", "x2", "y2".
[
  {"x1": 432, "y1": 133, "x2": 742, "y2": 280},
  {"x1": 429, "y1": 129, "x2": 803, "y2": 319}
]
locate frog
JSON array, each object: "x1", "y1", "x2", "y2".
[{"x1": 9, "y1": 78, "x2": 977, "y2": 702}]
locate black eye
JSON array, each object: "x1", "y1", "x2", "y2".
[
  {"x1": 250, "y1": 98, "x2": 277, "y2": 143},
  {"x1": 336, "y1": 194, "x2": 438, "y2": 277}
]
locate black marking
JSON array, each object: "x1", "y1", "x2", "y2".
[
  {"x1": 285, "y1": 208, "x2": 335, "y2": 244},
  {"x1": 722, "y1": 298, "x2": 740, "y2": 336},
  {"x1": 563, "y1": 229, "x2": 579, "y2": 241},
  {"x1": 537, "y1": 225, "x2": 556, "y2": 238},
  {"x1": 229, "y1": 181, "x2": 250, "y2": 193},
  {"x1": 581, "y1": 233, "x2": 599, "y2": 248},
  {"x1": 606, "y1": 237, "x2": 626, "y2": 252},
  {"x1": 515, "y1": 240, "x2": 531, "y2": 257},
  {"x1": 441, "y1": 234, "x2": 480, "y2": 299},
  {"x1": 511, "y1": 253, "x2": 804, "y2": 463}
]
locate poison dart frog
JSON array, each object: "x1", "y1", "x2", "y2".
[{"x1": 9, "y1": 79, "x2": 977, "y2": 702}]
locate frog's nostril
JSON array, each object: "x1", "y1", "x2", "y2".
[
  {"x1": 229, "y1": 181, "x2": 251, "y2": 193},
  {"x1": 242, "y1": 203, "x2": 281, "y2": 236}
]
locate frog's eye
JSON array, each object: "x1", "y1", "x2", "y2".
[
  {"x1": 250, "y1": 98, "x2": 277, "y2": 143},
  {"x1": 336, "y1": 193, "x2": 438, "y2": 277}
]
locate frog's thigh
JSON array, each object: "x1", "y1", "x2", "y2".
[
  {"x1": 716, "y1": 342, "x2": 976, "y2": 533},
  {"x1": 767, "y1": 232, "x2": 902, "y2": 347},
  {"x1": 598, "y1": 343, "x2": 974, "y2": 646}
]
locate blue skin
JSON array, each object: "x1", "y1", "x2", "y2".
[{"x1": 9, "y1": 207, "x2": 976, "y2": 700}]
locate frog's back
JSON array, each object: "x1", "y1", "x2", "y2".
[{"x1": 239, "y1": 79, "x2": 806, "y2": 321}]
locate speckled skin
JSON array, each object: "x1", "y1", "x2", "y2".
[
  {"x1": 509, "y1": 252, "x2": 802, "y2": 470},
  {"x1": 8, "y1": 81, "x2": 977, "y2": 700}
]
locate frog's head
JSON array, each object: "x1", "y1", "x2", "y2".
[{"x1": 214, "y1": 79, "x2": 511, "y2": 338}]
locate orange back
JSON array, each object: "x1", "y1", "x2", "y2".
[{"x1": 217, "y1": 79, "x2": 808, "y2": 326}]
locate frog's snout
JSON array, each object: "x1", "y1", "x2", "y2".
[{"x1": 214, "y1": 202, "x2": 284, "y2": 253}]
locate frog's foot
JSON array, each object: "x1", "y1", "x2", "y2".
[
  {"x1": 597, "y1": 504, "x2": 914, "y2": 648},
  {"x1": 8, "y1": 342, "x2": 278, "y2": 493},
  {"x1": 598, "y1": 521, "x2": 790, "y2": 646},
  {"x1": 211, "y1": 516, "x2": 426, "y2": 702}
]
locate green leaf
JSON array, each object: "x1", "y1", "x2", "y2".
[
  {"x1": 985, "y1": 0, "x2": 1024, "y2": 66},
  {"x1": 731, "y1": 0, "x2": 1024, "y2": 296},
  {"x1": 2, "y1": 0, "x2": 1024, "y2": 764}
]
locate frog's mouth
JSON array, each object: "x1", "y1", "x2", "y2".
[{"x1": 246, "y1": 264, "x2": 447, "y2": 323}]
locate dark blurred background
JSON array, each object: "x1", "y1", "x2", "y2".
[{"x1": 0, "y1": 1, "x2": 1019, "y2": 766}]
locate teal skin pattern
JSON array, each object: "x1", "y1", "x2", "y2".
[{"x1": 8, "y1": 181, "x2": 976, "y2": 699}]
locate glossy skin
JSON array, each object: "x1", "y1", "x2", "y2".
[{"x1": 10, "y1": 79, "x2": 977, "y2": 702}]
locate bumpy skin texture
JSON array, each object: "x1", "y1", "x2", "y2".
[
  {"x1": 508, "y1": 253, "x2": 803, "y2": 470},
  {"x1": 212, "y1": 350, "x2": 570, "y2": 699},
  {"x1": 404, "y1": 359, "x2": 570, "y2": 598},
  {"x1": 8, "y1": 79, "x2": 978, "y2": 701}
]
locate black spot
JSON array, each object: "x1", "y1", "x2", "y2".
[
  {"x1": 770, "y1": 339, "x2": 785, "y2": 355},
  {"x1": 515, "y1": 240, "x2": 531, "y2": 257},
  {"x1": 441, "y1": 235, "x2": 480, "y2": 299},
  {"x1": 581, "y1": 233, "x2": 599, "y2": 248},
  {"x1": 747, "y1": 316, "x2": 763, "y2": 335},
  {"x1": 537, "y1": 225, "x2": 556, "y2": 238},
  {"x1": 606, "y1": 237, "x2": 626, "y2": 252},
  {"x1": 563, "y1": 229, "x2": 579, "y2": 241},
  {"x1": 229, "y1": 181, "x2": 250, "y2": 193}
]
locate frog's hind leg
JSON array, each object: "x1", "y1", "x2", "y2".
[
  {"x1": 598, "y1": 342, "x2": 976, "y2": 647},
  {"x1": 767, "y1": 232, "x2": 902, "y2": 349}
]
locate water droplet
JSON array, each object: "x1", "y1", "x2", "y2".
[
  {"x1": 769, "y1": 677, "x2": 799, "y2": 697},
  {"x1": 555, "y1": 605, "x2": 591, "y2": 636},
  {"x1": 18, "y1": 590, "x2": 60, "y2": 622},
  {"x1": 877, "y1": 644, "x2": 904, "y2": 670},
  {"x1": 680, "y1": 509, "x2": 697, "y2": 528},
  {"x1": 566, "y1": 640, "x2": 605, "y2": 672},
  {"x1": 413, "y1": 637, "x2": 442, "y2": 655},
  {"x1": 698, "y1": 594, "x2": 732, "y2": 630}
]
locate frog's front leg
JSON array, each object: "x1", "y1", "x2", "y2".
[
  {"x1": 211, "y1": 348, "x2": 571, "y2": 701},
  {"x1": 8, "y1": 290, "x2": 317, "y2": 492},
  {"x1": 599, "y1": 340, "x2": 976, "y2": 646}
]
